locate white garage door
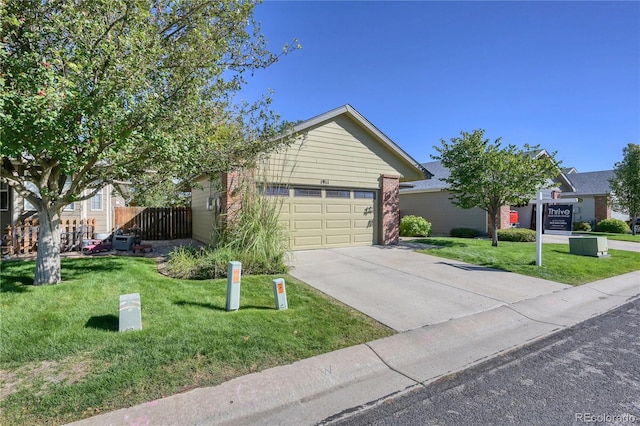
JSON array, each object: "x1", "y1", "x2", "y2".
[{"x1": 278, "y1": 187, "x2": 377, "y2": 250}]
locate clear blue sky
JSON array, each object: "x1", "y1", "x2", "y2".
[{"x1": 239, "y1": 1, "x2": 639, "y2": 173}]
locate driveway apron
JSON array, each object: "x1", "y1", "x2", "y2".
[{"x1": 288, "y1": 245, "x2": 569, "y2": 332}]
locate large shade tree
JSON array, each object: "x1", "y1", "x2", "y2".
[
  {"x1": 608, "y1": 143, "x2": 640, "y2": 236},
  {"x1": 433, "y1": 129, "x2": 559, "y2": 246},
  {"x1": 0, "y1": 0, "x2": 298, "y2": 285}
]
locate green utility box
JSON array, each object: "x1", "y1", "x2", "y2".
[{"x1": 569, "y1": 236, "x2": 608, "y2": 258}]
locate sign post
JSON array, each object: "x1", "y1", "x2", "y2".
[{"x1": 531, "y1": 192, "x2": 578, "y2": 266}]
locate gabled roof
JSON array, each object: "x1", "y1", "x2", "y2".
[
  {"x1": 562, "y1": 170, "x2": 615, "y2": 196},
  {"x1": 293, "y1": 105, "x2": 432, "y2": 179}
]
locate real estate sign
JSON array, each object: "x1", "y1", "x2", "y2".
[{"x1": 544, "y1": 204, "x2": 573, "y2": 234}]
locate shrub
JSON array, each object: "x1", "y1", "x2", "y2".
[
  {"x1": 498, "y1": 228, "x2": 536, "y2": 242},
  {"x1": 572, "y1": 221, "x2": 592, "y2": 232},
  {"x1": 596, "y1": 218, "x2": 631, "y2": 234},
  {"x1": 450, "y1": 227, "x2": 480, "y2": 238},
  {"x1": 399, "y1": 215, "x2": 432, "y2": 237}
]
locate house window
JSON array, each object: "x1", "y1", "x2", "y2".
[
  {"x1": 294, "y1": 188, "x2": 321, "y2": 197},
  {"x1": 63, "y1": 203, "x2": 75, "y2": 211},
  {"x1": 259, "y1": 186, "x2": 289, "y2": 196},
  {"x1": 354, "y1": 191, "x2": 375, "y2": 199},
  {"x1": 91, "y1": 189, "x2": 103, "y2": 210},
  {"x1": 0, "y1": 183, "x2": 8, "y2": 211},
  {"x1": 326, "y1": 189, "x2": 350, "y2": 198}
]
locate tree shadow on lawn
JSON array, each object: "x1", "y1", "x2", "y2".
[
  {"x1": 60, "y1": 257, "x2": 132, "y2": 281},
  {"x1": 174, "y1": 300, "x2": 274, "y2": 311},
  {"x1": 85, "y1": 314, "x2": 119, "y2": 331},
  {"x1": 413, "y1": 239, "x2": 469, "y2": 248}
]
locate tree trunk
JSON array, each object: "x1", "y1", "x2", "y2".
[
  {"x1": 489, "y1": 208, "x2": 499, "y2": 247},
  {"x1": 34, "y1": 208, "x2": 62, "y2": 285}
]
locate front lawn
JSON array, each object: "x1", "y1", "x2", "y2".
[
  {"x1": 572, "y1": 231, "x2": 640, "y2": 243},
  {"x1": 413, "y1": 238, "x2": 640, "y2": 285},
  {"x1": 0, "y1": 256, "x2": 393, "y2": 425}
]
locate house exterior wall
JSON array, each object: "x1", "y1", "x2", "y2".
[
  {"x1": 400, "y1": 190, "x2": 487, "y2": 236},
  {"x1": 264, "y1": 115, "x2": 419, "y2": 189},
  {"x1": 191, "y1": 176, "x2": 218, "y2": 244},
  {"x1": 6, "y1": 183, "x2": 122, "y2": 235}
]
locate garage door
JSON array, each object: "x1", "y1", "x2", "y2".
[{"x1": 278, "y1": 187, "x2": 377, "y2": 250}]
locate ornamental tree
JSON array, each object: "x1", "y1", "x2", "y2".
[
  {"x1": 609, "y1": 143, "x2": 640, "y2": 235},
  {"x1": 0, "y1": 0, "x2": 298, "y2": 285},
  {"x1": 433, "y1": 129, "x2": 559, "y2": 246}
]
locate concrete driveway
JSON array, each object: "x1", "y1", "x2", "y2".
[{"x1": 288, "y1": 244, "x2": 569, "y2": 332}]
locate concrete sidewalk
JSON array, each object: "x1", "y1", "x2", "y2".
[{"x1": 69, "y1": 242, "x2": 640, "y2": 426}]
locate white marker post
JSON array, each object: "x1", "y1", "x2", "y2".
[{"x1": 531, "y1": 192, "x2": 578, "y2": 266}]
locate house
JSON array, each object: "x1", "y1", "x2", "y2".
[
  {"x1": 558, "y1": 169, "x2": 628, "y2": 227},
  {"x1": 0, "y1": 180, "x2": 124, "y2": 235},
  {"x1": 400, "y1": 156, "x2": 622, "y2": 236},
  {"x1": 191, "y1": 105, "x2": 429, "y2": 250}
]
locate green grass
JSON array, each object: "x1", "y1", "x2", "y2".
[
  {"x1": 413, "y1": 238, "x2": 640, "y2": 285},
  {"x1": 572, "y1": 231, "x2": 640, "y2": 243},
  {"x1": 0, "y1": 257, "x2": 393, "y2": 425}
]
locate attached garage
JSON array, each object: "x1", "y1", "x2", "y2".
[
  {"x1": 277, "y1": 187, "x2": 376, "y2": 250},
  {"x1": 191, "y1": 105, "x2": 429, "y2": 249}
]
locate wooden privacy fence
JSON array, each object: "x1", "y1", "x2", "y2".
[
  {"x1": 1, "y1": 219, "x2": 97, "y2": 256},
  {"x1": 114, "y1": 207, "x2": 192, "y2": 240}
]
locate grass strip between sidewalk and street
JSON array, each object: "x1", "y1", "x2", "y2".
[
  {"x1": 572, "y1": 231, "x2": 640, "y2": 243},
  {"x1": 0, "y1": 256, "x2": 393, "y2": 426},
  {"x1": 413, "y1": 238, "x2": 640, "y2": 285}
]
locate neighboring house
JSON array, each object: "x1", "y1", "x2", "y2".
[
  {"x1": 559, "y1": 169, "x2": 627, "y2": 227},
  {"x1": 0, "y1": 181, "x2": 124, "y2": 235},
  {"x1": 191, "y1": 104, "x2": 430, "y2": 250},
  {"x1": 399, "y1": 151, "x2": 577, "y2": 236}
]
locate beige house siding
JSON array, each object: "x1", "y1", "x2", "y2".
[
  {"x1": 264, "y1": 115, "x2": 420, "y2": 189},
  {"x1": 400, "y1": 190, "x2": 487, "y2": 236},
  {"x1": 191, "y1": 176, "x2": 217, "y2": 244}
]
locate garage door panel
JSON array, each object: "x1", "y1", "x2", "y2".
[
  {"x1": 354, "y1": 233, "x2": 373, "y2": 243},
  {"x1": 294, "y1": 204, "x2": 322, "y2": 214},
  {"x1": 326, "y1": 235, "x2": 351, "y2": 245},
  {"x1": 326, "y1": 219, "x2": 351, "y2": 229},
  {"x1": 294, "y1": 235, "x2": 323, "y2": 248},
  {"x1": 294, "y1": 220, "x2": 322, "y2": 230},
  {"x1": 354, "y1": 219, "x2": 374, "y2": 229},
  {"x1": 325, "y1": 204, "x2": 351, "y2": 214},
  {"x1": 354, "y1": 204, "x2": 375, "y2": 215}
]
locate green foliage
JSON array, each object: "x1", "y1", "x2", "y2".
[
  {"x1": 596, "y1": 218, "x2": 631, "y2": 234},
  {"x1": 608, "y1": 144, "x2": 640, "y2": 235},
  {"x1": 433, "y1": 129, "x2": 559, "y2": 246},
  {"x1": 573, "y1": 221, "x2": 592, "y2": 232},
  {"x1": 166, "y1": 245, "x2": 287, "y2": 279},
  {"x1": 0, "y1": 1, "x2": 298, "y2": 284},
  {"x1": 450, "y1": 227, "x2": 481, "y2": 238},
  {"x1": 214, "y1": 175, "x2": 290, "y2": 272},
  {"x1": 497, "y1": 228, "x2": 536, "y2": 242},
  {"x1": 399, "y1": 215, "x2": 432, "y2": 237}
]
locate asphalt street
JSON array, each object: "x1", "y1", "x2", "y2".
[{"x1": 327, "y1": 299, "x2": 640, "y2": 426}]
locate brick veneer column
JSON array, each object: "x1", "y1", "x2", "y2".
[
  {"x1": 380, "y1": 174, "x2": 400, "y2": 245},
  {"x1": 594, "y1": 196, "x2": 611, "y2": 223},
  {"x1": 488, "y1": 205, "x2": 512, "y2": 235},
  {"x1": 220, "y1": 171, "x2": 240, "y2": 227}
]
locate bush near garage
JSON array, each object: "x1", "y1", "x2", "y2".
[
  {"x1": 450, "y1": 227, "x2": 481, "y2": 238},
  {"x1": 596, "y1": 218, "x2": 631, "y2": 234},
  {"x1": 498, "y1": 228, "x2": 536, "y2": 242},
  {"x1": 572, "y1": 221, "x2": 592, "y2": 232},
  {"x1": 399, "y1": 215, "x2": 432, "y2": 237}
]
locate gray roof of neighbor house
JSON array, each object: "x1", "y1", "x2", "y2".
[
  {"x1": 400, "y1": 160, "x2": 450, "y2": 192},
  {"x1": 562, "y1": 170, "x2": 615, "y2": 196},
  {"x1": 401, "y1": 158, "x2": 585, "y2": 194}
]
